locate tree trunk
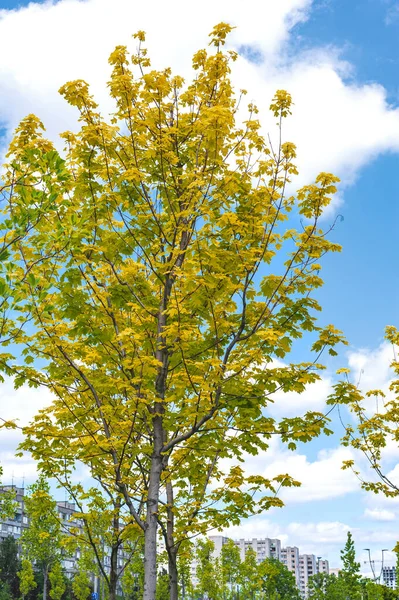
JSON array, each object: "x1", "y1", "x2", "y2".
[
  {"x1": 109, "y1": 544, "x2": 119, "y2": 600},
  {"x1": 166, "y1": 481, "x2": 178, "y2": 600},
  {"x1": 143, "y1": 414, "x2": 164, "y2": 600},
  {"x1": 168, "y1": 550, "x2": 178, "y2": 600},
  {"x1": 43, "y1": 566, "x2": 48, "y2": 600}
]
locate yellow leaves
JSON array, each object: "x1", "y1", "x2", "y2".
[
  {"x1": 2, "y1": 22, "x2": 350, "y2": 554},
  {"x1": 208, "y1": 22, "x2": 236, "y2": 47},
  {"x1": 133, "y1": 30, "x2": 146, "y2": 42},
  {"x1": 59, "y1": 80, "x2": 98, "y2": 111},
  {"x1": 269, "y1": 90, "x2": 293, "y2": 118},
  {"x1": 108, "y1": 44, "x2": 129, "y2": 66}
]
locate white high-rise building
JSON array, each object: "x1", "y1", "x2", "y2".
[
  {"x1": 299, "y1": 554, "x2": 317, "y2": 597},
  {"x1": 235, "y1": 537, "x2": 281, "y2": 564},
  {"x1": 382, "y1": 567, "x2": 396, "y2": 589},
  {"x1": 281, "y1": 546, "x2": 300, "y2": 587},
  {"x1": 317, "y1": 558, "x2": 330, "y2": 575},
  {"x1": 208, "y1": 535, "x2": 231, "y2": 558}
]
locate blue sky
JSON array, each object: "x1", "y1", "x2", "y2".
[{"x1": 0, "y1": 0, "x2": 399, "y2": 572}]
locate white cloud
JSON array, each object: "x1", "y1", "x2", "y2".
[
  {"x1": 268, "y1": 373, "x2": 333, "y2": 417},
  {"x1": 347, "y1": 341, "x2": 395, "y2": 394},
  {"x1": 262, "y1": 446, "x2": 359, "y2": 503},
  {"x1": 0, "y1": 377, "x2": 53, "y2": 485},
  {"x1": 0, "y1": 0, "x2": 399, "y2": 213},
  {"x1": 364, "y1": 508, "x2": 396, "y2": 521},
  {"x1": 224, "y1": 441, "x2": 359, "y2": 504}
]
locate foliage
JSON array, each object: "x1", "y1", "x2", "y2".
[
  {"x1": 0, "y1": 581, "x2": 11, "y2": 600},
  {"x1": 239, "y1": 548, "x2": 261, "y2": 599},
  {"x1": 195, "y1": 539, "x2": 222, "y2": 600},
  {"x1": 156, "y1": 569, "x2": 170, "y2": 600},
  {"x1": 340, "y1": 532, "x2": 361, "y2": 599},
  {"x1": 18, "y1": 559, "x2": 37, "y2": 598},
  {"x1": 220, "y1": 539, "x2": 241, "y2": 599},
  {"x1": 71, "y1": 567, "x2": 92, "y2": 600},
  {"x1": 2, "y1": 21, "x2": 346, "y2": 598},
  {"x1": 0, "y1": 536, "x2": 20, "y2": 598},
  {"x1": 258, "y1": 557, "x2": 301, "y2": 600},
  {"x1": 48, "y1": 563, "x2": 66, "y2": 600},
  {"x1": 20, "y1": 475, "x2": 64, "y2": 600},
  {"x1": 330, "y1": 325, "x2": 399, "y2": 500},
  {"x1": 60, "y1": 487, "x2": 140, "y2": 600}
]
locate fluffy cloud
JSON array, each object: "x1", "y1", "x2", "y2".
[
  {"x1": 262, "y1": 446, "x2": 359, "y2": 503},
  {"x1": 0, "y1": 0, "x2": 399, "y2": 205},
  {"x1": 347, "y1": 341, "x2": 395, "y2": 395},
  {"x1": 363, "y1": 508, "x2": 396, "y2": 521},
  {"x1": 223, "y1": 439, "x2": 359, "y2": 504},
  {"x1": 0, "y1": 377, "x2": 53, "y2": 484},
  {"x1": 267, "y1": 372, "x2": 333, "y2": 417}
]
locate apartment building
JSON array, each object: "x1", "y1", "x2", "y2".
[
  {"x1": 317, "y1": 558, "x2": 329, "y2": 574},
  {"x1": 0, "y1": 486, "x2": 128, "y2": 593},
  {"x1": 0, "y1": 486, "x2": 28, "y2": 545},
  {"x1": 299, "y1": 554, "x2": 317, "y2": 597},
  {"x1": 235, "y1": 537, "x2": 281, "y2": 563},
  {"x1": 297, "y1": 554, "x2": 330, "y2": 598},
  {"x1": 208, "y1": 535, "x2": 230, "y2": 558},
  {"x1": 382, "y1": 566, "x2": 396, "y2": 589},
  {"x1": 281, "y1": 546, "x2": 300, "y2": 587}
]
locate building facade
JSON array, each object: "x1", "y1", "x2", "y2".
[
  {"x1": 0, "y1": 486, "x2": 28, "y2": 546},
  {"x1": 382, "y1": 566, "x2": 396, "y2": 589},
  {"x1": 235, "y1": 537, "x2": 282, "y2": 563},
  {"x1": 281, "y1": 546, "x2": 300, "y2": 587}
]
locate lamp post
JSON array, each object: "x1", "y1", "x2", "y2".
[
  {"x1": 364, "y1": 548, "x2": 389, "y2": 583},
  {"x1": 364, "y1": 549, "x2": 376, "y2": 581}
]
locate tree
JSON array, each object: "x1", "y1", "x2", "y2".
[
  {"x1": 0, "y1": 536, "x2": 20, "y2": 598},
  {"x1": 156, "y1": 569, "x2": 170, "y2": 600},
  {"x1": 49, "y1": 562, "x2": 66, "y2": 600},
  {"x1": 258, "y1": 557, "x2": 300, "y2": 600},
  {"x1": 340, "y1": 532, "x2": 361, "y2": 600},
  {"x1": 71, "y1": 563, "x2": 92, "y2": 600},
  {"x1": 239, "y1": 548, "x2": 261, "y2": 600},
  {"x1": 220, "y1": 540, "x2": 241, "y2": 600},
  {"x1": 59, "y1": 486, "x2": 141, "y2": 600},
  {"x1": 176, "y1": 541, "x2": 193, "y2": 600},
  {"x1": 308, "y1": 572, "x2": 330, "y2": 600},
  {"x1": 1, "y1": 22, "x2": 347, "y2": 600},
  {"x1": 330, "y1": 325, "x2": 399, "y2": 501},
  {"x1": 18, "y1": 559, "x2": 37, "y2": 600},
  {"x1": 20, "y1": 475, "x2": 64, "y2": 600},
  {"x1": 195, "y1": 539, "x2": 222, "y2": 600}
]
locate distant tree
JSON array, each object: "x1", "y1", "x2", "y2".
[
  {"x1": 308, "y1": 572, "x2": 329, "y2": 600},
  {"x1": 176, "y1": 541, "x2": 194, "y2": 600},
  {"x1": 71, "y1": 565, "x2": 92, "y2": 600},
  {"x1": 18, "y1": 559, "x2": 37, "y2": 600},
  {"x1": 49, "y1": 562, "x2": 66, "y2": 600},
  {"x1": 0, "y1": 535, "x2": 20, "y2": 598},
  {"x1": 20, "y1": 475, "x2": 64, "y2": 600},
  {"x1": 156, "y1": 569, "x2": 170, "y2": 600},
  {"x1": 0, "y1": 581, "x2": 11, "y2": 600},
  {"x1": 239, "y1": 548, "x2": 261, "y2": 600},
  {"x1": 221, "y1": 539, "x2": 241, "y2": 600},
  {"x1": 340, "y1": 532, "x2": 361, "y2": 599},
  {"x1": 258, "y1": 557, "x2": 300, "y2": 600},
  {"x1": 195, "y1": 539, "x2": 222, "y2": 600}
]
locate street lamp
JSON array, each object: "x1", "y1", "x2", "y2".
[
  {"x1": 364, "y1": 548, "x2": 389, "y2": 583},
  {"x1": 364, "y1": 549, "x2": 376, "y2": 581}
]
